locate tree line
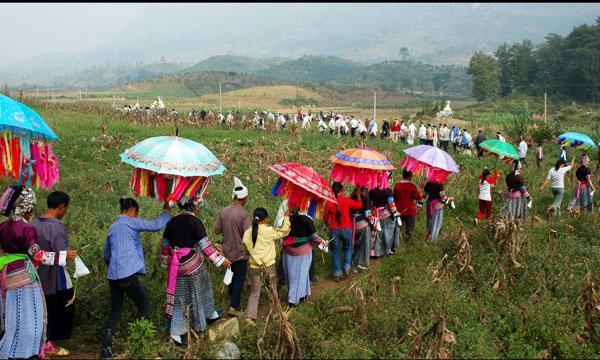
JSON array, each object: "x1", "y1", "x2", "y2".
[{"x1": 468, "y1": 17, "x2": 600, "y2": 102}]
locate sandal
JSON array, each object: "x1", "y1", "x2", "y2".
[{"x1": 46, "y1": 346, "x2": 71, "y2": 357}]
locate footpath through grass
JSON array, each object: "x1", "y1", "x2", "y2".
[{"x1": 3, "y1": 103, "x2": 600, "y2": 358}]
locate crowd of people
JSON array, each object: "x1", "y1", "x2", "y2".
[{"x1": 0, "y1": 127, "x2": 598, "y2": 359}]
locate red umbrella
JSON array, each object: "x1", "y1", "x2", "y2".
[{"x1": 269, "y1": 162, "x2": 336, "y2": 219}]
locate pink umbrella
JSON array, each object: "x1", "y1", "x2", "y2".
[{"x1": 401, "y1": 145, "x2": 459, "y2": 183}]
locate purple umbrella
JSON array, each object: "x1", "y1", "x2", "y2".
[{"x1": 401, "y1": 145, "x2": 459, "y2": 183}]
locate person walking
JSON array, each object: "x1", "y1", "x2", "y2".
[
  {"x1": 439, "y1": 124, "x2": 450, "y2": 151},
  {"x1": 243, "y1": 208, "x2": 290, "y2": 322},
  {"x1": 540, "y1": 157, "x2": 575, "y2": 217},
  {"x1": 475, "y1": 129, "x2": 486, "y2": 159},
  {"x1": 392, "y1": 170, "x2": 424, "y2": 241},
  {"x1": 100, "y1": 198, "x2": 172, "y2": 359},
  {"x1": 323, "y1": 182, "x2": 363, "y2": 281},
  {"x1": 214, "y1": 177, "x2": 251, "y2": 317},
  {"x1": 32, "y1": 191, "x2": 77, "y2": 357},
  {"x1": 534, "y1": 143, "x2": 544, "y2": 169},
  {"x1": 518, "y1": 135, "x2": 528, "y2": 166},
  {"x1": 567, "y1": 155, "x2": 596, "y2": 213},
  {"x1": 350, "y1": 186, "x2": 372, "y2": 272},
  {"x1": 418, "y1": 122, "x2": 427, "y2": 145},
  {"x1": 500, "y1": 160, "x2": 532, "y2": 221},
  {"x1": 391, "y1": 119, "x2": 401, "y2": 143},
  {"x1": 474, "y1": 167, "x2": 499, "y2": 225},
  {"x1": 369, "y1": 182, "x2": 401, "y2": 256},
  {"x1": 423, "y1": 181, "x2": 454, "y2": 243},
  {"x1": 0, "y1": 186, "x2": 77, "y2": 360},
  {"x1": 161, "y1": 197, "x2": 230, "y2": 346}
]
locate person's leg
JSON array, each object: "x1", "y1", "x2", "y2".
[
  {"x1": 406, "y1": 216, "x2": 416, "y2": 240},
  {"x1": 431, "y1": 209, "x2": 444, "y2": 242},
  {"x1": 309, "y1": 248, "x2": 316, "y2": 282},
  {"x1": 475, "y1": 199, "x2": 486, "y2": 221},
  {"x1": 121, "y1": 275, "x2": 150, "y2": 320},
  {"x1": 228, "y1": 260, "x2": 247, "y2": 311},
  {"x1": 245, "y1": 268, "x2": 262, "y2": 320},
  {"x1": 341, "y1": 228, "x2": 353, "y2": 274},
  {"x1": 484, "y1": 200, "x2": 492, "y2": 222},
  {"x1": 100, "y1": 280, "x2": 126, "y2": 359},
  {"x1": 552, "y1": 188, "x2": 564, "y2": 216},
  {"x1": 329, "y1": 230, "x2": 342, "y2": 278}
]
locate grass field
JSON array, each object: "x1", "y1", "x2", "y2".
[{"x1": 2, "y1": 97, "x2": 600, "y2": 358}]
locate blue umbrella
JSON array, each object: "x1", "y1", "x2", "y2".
[
  {"x1": 556, "y1": 132, "x2": 597, "y2": 150},
  {"x1": 0, "y1": 94, "x2": 59, "y2": 141}
]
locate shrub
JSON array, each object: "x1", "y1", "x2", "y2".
[{"x1": 124, "y1": 319, "x2": 158, "y2": 359}]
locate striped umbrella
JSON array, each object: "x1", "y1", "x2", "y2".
[
  {"x1": 269, "y1": 162, "x2": 336, "y2": 219},
  {"x1": 556, "y1": 132, "x2": 597, "y2": 150},
  {"x1": 401, "y1": 145, "x2": 459, "y2": 183},
  {"x1": 330, "y1": 147, "x2": 395, "y2": 189},
  {"x1": 120, "y1": 135, "x2": 226, "y2": 203}
]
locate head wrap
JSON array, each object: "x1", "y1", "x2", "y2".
[
  {"x1": 580, "y1": 155, "x2": 590, "y2": 167},
  {"x1": 0, "y1": 185, "x2": 23, "y2": 216},
  {"x1": 232, "y1": 176, "x2": 248, "y2": 200},
  {"x1": 178, "y1": 196, "x2": 203, "y2": 213},
  {"x1": 12, "y1": 186, "x2": 36, "y2": 220}
]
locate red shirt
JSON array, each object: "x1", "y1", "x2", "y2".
[
  {"x1": 391, "y1": 122, "x2": 401, "y2": 132},
  {"x1": 393, "y1": 181, "x2": 423, "y2": 217},
  {"x1": 323, "y1": 195, "x2": 363, "y2": 229}
]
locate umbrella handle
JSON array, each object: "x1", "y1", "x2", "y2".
[{"x1": 175, "y1": 127, "x2": 179, "y2": 137}]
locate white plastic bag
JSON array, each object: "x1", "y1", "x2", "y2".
[
  {"x1": 223, "y1": 267, "x2": 234, "y2": 285},
  {"x1": 73, "y1": 256, "x2": 90, "y2": 279},
  {"x1": 274, "y1": 199, "x2": 289, "y2": 228}
]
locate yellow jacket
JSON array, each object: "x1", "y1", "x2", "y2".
[{"x1": 243, "y1": 216, "x2": 290, "y2": 269}]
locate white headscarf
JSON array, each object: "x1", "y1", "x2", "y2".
[
  {"x1": 13, "y1": 186, "x2": 36, "y2": 220},
  {"x1": 232, "y1": 177, "x2": 248, "y2": 200}
]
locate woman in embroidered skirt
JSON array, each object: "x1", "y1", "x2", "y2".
[
  {"x1": 368, "y1": 184, "x2": 401, "y2": 256},
  {"x1": 0, "y1": 186, "x2": 76, "y2": 359},
  {"x1": 161, "y1": 197, "x2": 231, "y2": 346},
  {"x1": 567, "y1": 155, "x2": 596, "y2": 213},
  {"x1": 423, "y1": 181, "x2": 454, "y2": 243},
  {"x1": 350, "y1": 186, "x2": 372, "y2": 272},
  {"x1": 500, "y1": 160, "x2": 532, "y2": 221},
  {"x1": 281, "y1": 208, "x2": 324, "y2": 306}
]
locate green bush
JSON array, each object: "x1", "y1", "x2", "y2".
[{"x1": 124, "y1": 319, "x2": 158, "y2": 359}]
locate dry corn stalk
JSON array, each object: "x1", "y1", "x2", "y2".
[
  {"x1": 354, "y1": 286, "x2": 368, "y2": 324},
  {"x1": 494, "y1": 216, "x2": 527, "y2": 270},
  {"x1": 409, "y1": 316, "x2": 456, "y2": 359},
  {"x1": 453, "y1": 221, "x2": 474, "y2": 280},
  {"x1": 429, "y1": 253, "x2": 450, "y2": 284},
  {"x1": 390, "y1": 276, "x2": 402, "y2": 296},
  {"x1": 578, "y1": 258, "x2": 600, "y2": 335}
]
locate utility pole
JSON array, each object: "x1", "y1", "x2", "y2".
[
  {"x1": 544, "y1": 92, "x2": 547, "y2": 124},
  {"x1": 219, "y1": 82, "x2": 222, "y2": 115},
  {"x1": 296, "y1": 79, "x2": 299, "y2": 110},
  {"x1": 35, "y1": 84, "x2": 38, "y2": 97},
  {"x1": 79, "y1": 88, "x2": 82, "y2": 100},
  {"x1": 373, "y1": 91, "x2": 377, "y2": 122}
]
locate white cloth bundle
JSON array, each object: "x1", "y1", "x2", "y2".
[
  {"x1": 274, "y1": 199, "x2": 289, "y2": 228},
  {"x1": 73, "y1": 256, "x2": 90, "y2": 279},
  {"x1": 223, "y1": 267, "x2": 234, "y2": 285}
]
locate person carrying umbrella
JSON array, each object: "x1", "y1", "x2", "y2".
[
  {"x1": 540, "y1": 156, "x2": 576, "y2": 217},
  {"x1": 423, "y1": 181, "x2": 454, "y2": 243},
  {"x1": 160, "y1": 197, "x2": 231, "y2": 347},
  {"x1": 323, "y1": 182, "x2": 363, "y2": 281}
]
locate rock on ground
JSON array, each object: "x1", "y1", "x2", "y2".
[
  {"x1": 214, "y1": 340, "x2": 241, "y2": 360},
  {"x1": 207, "y1": 317, "x2": 240, "y2": 342}
]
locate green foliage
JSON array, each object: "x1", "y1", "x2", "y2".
[
  {"x1": 476, "y1": 18, "x2": 600, "y2": 102},
  {"x1": 530, "y1": 123, "x2": 554, "y2": 145},
  {"x1": 124, "y1": 319, "x2": 158, "y2": 359},
  {"x1": 468, "y1": 52, "x2": 501, "y2": 101},
  {"x1": 499, "y1": 100, "x2": 533, "y2": 141}
]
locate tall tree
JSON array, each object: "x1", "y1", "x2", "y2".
[
  {"x1": 467, "y1": 52, "x2": 501, "y2": 100},
  {"x1": 495, "y1": 43, "x2": 513, "y2": 96}
]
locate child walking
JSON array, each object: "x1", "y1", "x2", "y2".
[
  {"x1": 475, "y1": 167, "x2": 499, "y2": 225},
  {"x1": 242, "y1": 208, "x2": 290, "y2": 323}
]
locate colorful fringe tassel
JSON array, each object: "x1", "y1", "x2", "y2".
[
  {"x1": 401, "y1": 157, "x2": 452, "y2": 183},
  {"x1": 271, "y1": 176, "x2": 325, "y2": 219},
  {"x1": 0, "y1": 131, "x2": 60, "y2": 189},
  {"x1": 130, "y1": 167, "x2": 211, "y2": 204},
  {"x1": 329, "y1": 163, "x2": 389, "y2": 190}
]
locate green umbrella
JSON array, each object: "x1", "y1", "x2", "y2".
[{"x1": 480, "y1": 139, "x2": 519, "y2": 163}]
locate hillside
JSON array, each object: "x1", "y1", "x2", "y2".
[
  {"x1": 257, "y1": 55, "x2": 364, "y2": 83},
  {"x1": 183, "y1": 55, "x2": 290, "y2": 74},
  {"x1": 197, "y1": 85, "x2": 324, "y2": 110}
]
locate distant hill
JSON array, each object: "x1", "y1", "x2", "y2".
[
  {"x1": 257, "y1": 55, "x2": 364, "y2": 83},
  {"x1": 183, "y1": 55, "x2": 290, "y2": 74},
  {"x1": 116, "y1": 55, "x2": 473, "y2": 98}
]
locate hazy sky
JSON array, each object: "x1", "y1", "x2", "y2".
[{"x1": 1, "y1": 3, "x2": 147, "y2": 65}]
